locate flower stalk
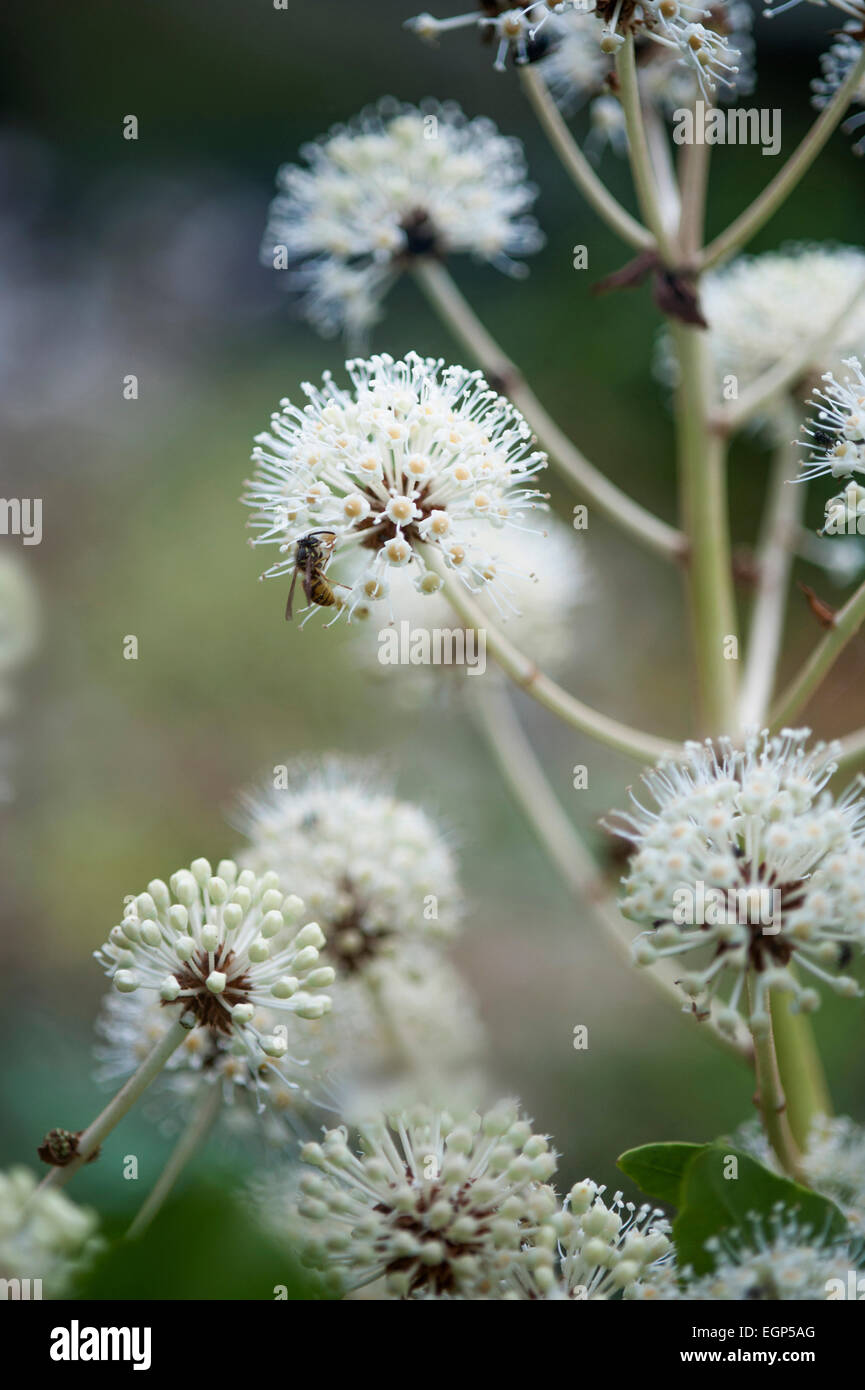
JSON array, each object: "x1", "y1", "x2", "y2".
[
  {"x1": 471, "y1": 680, "x2": 752, "y2": 1061},
  {"x1": 519, "y1": 64, "x2": 653, "y2": 252},
  {"x1": 739, "y1": 426, "x2": 805, "y2": 729},
  {"x1": 748, "y1": 983, "x2": 805, "y2": 1183},
  {"x1": 126, "y1": 1079, "x2": 222, "y2": 1239},
  {"x1": 434, "y1": 559, "x2": 676, "y2": 763},
  {"x1": 701, "y1": 43, "x2": 865, "y2": 270}
]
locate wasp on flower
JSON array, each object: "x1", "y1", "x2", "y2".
[{"x1": 242, "y1": 352, "x2": 548, "y2": 626}]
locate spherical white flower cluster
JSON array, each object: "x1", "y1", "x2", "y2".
[
  {"x1": 0, "y1": 1167, "x2": 101, "y2": 1298},
  {"x1": 243, "y1": 352, "x2": 548, "y2": 626},
  {"x1": 277, "y1": 1101, "x2": 558, "y2": 1298},
  {"x1": 610, "y1": 729, "x2": 865, "y2": 1034},
  {"x1": 535, "y1": 8, "x2": 610, "y2": 114},
  {"x1": 638, "y1": 1207, "x2": 857, "y2": 1301},
  {"x1": 799, "y1": 1116, "x2": 865, "y2": 1232},
  {"x1": 408, "y1": 1, "x2": 741, "y2": 94},
  {"x1": 798, "y1": 357, "x2": 865, "y2": 531},
  {"x1": 510, "y1": 1179, "x2": 672, "y2": 1298},
  {"x1": 239, "y1": 760, "x2": 486, "y2": 1114},
  {"x1": 239, "y1": 759, "x2": 462, "y2": 958},
  {"x1": 95, "y1": 859, "x2": 334, "y2": 1067},
  {"x1": 261, "y1": 98, "x2": 542, "y2": 338},
  {"x1": 695, "y1": 246, "x2": 865, "y2": 437}
]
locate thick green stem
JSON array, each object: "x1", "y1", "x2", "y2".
[
  {"x1": 39, "y1": 1017, "x2": 190, "y2": 1193},
  {"x1": 671, "y1": 321, "x2": 739, "y2": 734},
  {"x1": 127, "y1": 1079, "x2": 221, "y2": 1239},
  {"x1": 616, "y1": 35, "x2": 678, "y2": 264},
  {"x1": 770, "y1": 990, "x2": 831, "y2": 1154},
  {"x1": 748, "y1": 982, "x2": 804, "y2": 1182}
]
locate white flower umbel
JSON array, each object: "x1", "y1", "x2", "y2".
[
  {"x1": 798, "y1": 357, "x2": 865, "y2": 486},
  {"x1": 511, "y1": 1179, "x2": 672, "y2": 1299},
  {"x1": 95, "y1": 859, "x2": 334, "y2": 1068},
  {"x1": 243, "y1": 352, "x2": 548, "y2": 626},
  {"x1": 238, "y1": 761, "x2": 486, "y2": 1113},
  {"x1": 641, "y1": 1205, "x2": 856, "y2": 1300},
  {"x1": 610, "y1": 729, "x2": 865, "y2": 1033},
  {"x1": 798, "y1": 1115, "x2": 865, "y2": 1232},
  {"x1": 0, "y1": 1168, "x2": 101, "y2": 1297},
  {"x1": 693, "y1": 246, "x2": 865, "y2": 437},
  {"x1": 239, "y1": 759, "x2": 462, "y2": 960},
  {"x1": 409, "y1": 2, "x2": 740, "y2": 94},
  {"x1": 813, "y1": 25, "x2": 865, "y2": 156},
  {"x1": 261, "y1": 98, "x2": 542, "y2": 337},
  {"x1": 282, "y1": 1101, "x2": 558, "y2": 1298}
]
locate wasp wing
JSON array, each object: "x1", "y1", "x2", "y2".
[{"x1": 285, "y1": 565, "x2": 300, "y2": 621}]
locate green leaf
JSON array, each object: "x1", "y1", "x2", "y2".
[
  {"x1": 617, "y1": 1142, "x2": 707, "y2": 1207},
  {"x1": 673, "y1": 1143, "x2": 849, "y2": 1276}
]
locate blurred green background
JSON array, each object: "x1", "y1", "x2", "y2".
[{"x1": 1, "y1": 0, "x2": 864, "y2": 1297}]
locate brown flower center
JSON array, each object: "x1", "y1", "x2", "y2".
[{"x1": 166, "y1": 945, "x2": 252, "y2": 1034}]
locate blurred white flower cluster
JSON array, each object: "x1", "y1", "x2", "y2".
[
  {"x1": 261, "y1": 98, "x2": 542, "y2": 339},
  {"x1": 673, "y1": 246, "x2": 865, "y2": 438},
  {"x1": 738, "y1": 1112, "x2": 865, "y2": 1235},
  {"x1": 96, "y1": 760, "x2": 488, "y2": 1146},
  {"x1": 239, "y1": 759, "x2": 487, "y2": 1119},
  {"x1": 638, "y1": 1206, "x2": 859, "y2": 1300},
  {"x1": 0, "y1": 1168, "x2": 101, "y2": 1297}
]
